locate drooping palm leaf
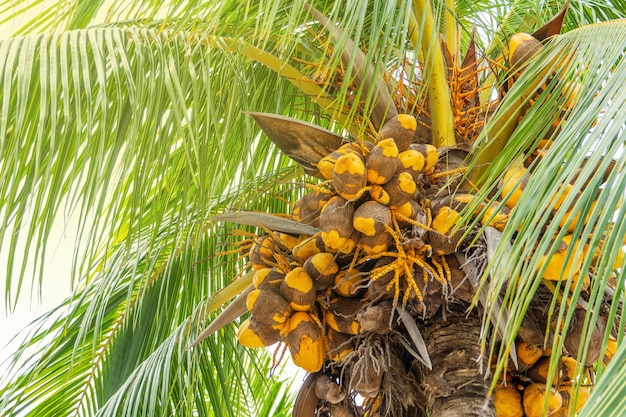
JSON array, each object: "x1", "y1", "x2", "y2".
[
  {"x1": 465, "y1": 20, "x2": 626, "y2": 397},
  {"x1": 0, "y1": 26, "x2": 314, "y2": 307},
  {"x1": 0, "y1": 25, "x2": 311, "y2": 415},
  {"x1": 579, "y1": 339, "x2": 626, "y2": 416},
  {"x1": 1, "y1": 177, "x2": 301, "y2": 416}
]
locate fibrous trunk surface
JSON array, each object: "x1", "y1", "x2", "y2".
[{"x1": 419, "y1": 305, "x2": 495, "y2": 417}]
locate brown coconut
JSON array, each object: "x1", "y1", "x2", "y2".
[
  {"x1": 319, "y1": 196, "x2": 356, "y2": 252},
  {"x1": 314, "y1": 375, "x2": 346, "y2": 404},
  {"x1": 366, "y1": 138, "x2": 400, "y2": 185},
  {"x1": 325, "y1": 297, "x2": 363, "y2": 335},
  {"x1": 293, "y1": 190, "x2": 332, "y2": 227},
  {"x1": 377, "y1": 114, "x2": 418, "y2": 152},
  {"x1": 332, "y1": 152, "x2": 367, "y2": 200},
  {"x1": 408, "y1": 143, "x2": 439, "y2": 172},
  {"x1": 357, "y1": 301, "x2": 394, "y2": 334},
  {"x1": 303, "y1": 252, "x2": 339, "y2": 290},
  {"x1": 287, "y1": 311, "x2": 325, "y2": 372},
  {"x1": 246, "y1": 288, "x2": 291, "y2": 326},
  {"x1": 383, "y1": 171, "x2": 417, "y2": 209},
  {"x1": 352, "y1": 201, "x2": 392, "y2": 237}
]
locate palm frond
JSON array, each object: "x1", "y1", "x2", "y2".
[
  {"x1": 0, "y1": 25, "x2": 312, "y2": 414},
  {"x1": 0, "y1": 26, "x2": 319, "y2": 307},
  {"x1": 579, "y1": 339, "x2": 626, "y2": 416},
  {"x1": 465, "y1": 19, "x2": 626, "y2": 390},
  {"x1": 1, "y1": 175, "x2": 299, "y2": 416}
]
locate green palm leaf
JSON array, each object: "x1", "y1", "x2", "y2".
[
  {"x1": 464, "y1": 21, "x2": 626, "y2": 409},
  {"x1": 1, "y1": 195, "x2": 297, "y2": 416},
  {"x1": 0, "y1": 25, "x2": 308, "y2": 415}
]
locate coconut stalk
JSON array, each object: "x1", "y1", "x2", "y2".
[
  {"x1": 442, "y1": 0, "x2": 457, "y2": 55},
  {"x1": 407, "y1": 0, "x2": 456, "y2": 147}
]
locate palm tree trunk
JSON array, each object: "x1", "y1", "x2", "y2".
[{"x1": 417, "y1": 304, "x2": 496, "y2": 417}]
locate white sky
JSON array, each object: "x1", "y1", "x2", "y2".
[
  {"x1": 0, "y1": 1, "x2": 73, "y2": 368},
  {"x1": 0, "y1": 216, "x2": 74, "y2": 361}
]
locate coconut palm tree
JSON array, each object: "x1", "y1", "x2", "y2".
[{"x1": 0, "y1": 0, "x2": 625, "y2": 416}]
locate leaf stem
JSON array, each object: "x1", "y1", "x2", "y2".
[
  {"x1": 442, "y1": 0, "x2": 457, "y2": 56},
  {"x1": 410, "y1": 0, "x2": 456, "y2": 147},
  {"x1": 468, "y1": 99, "x2": 522, "y2": 184}
]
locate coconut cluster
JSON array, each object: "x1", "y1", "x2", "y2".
[
  {"x1": 234, "y1": 109, "x2": 621, "y2": 416},
  {"x1": 232, "y1": 115, "x2": 623, "y2": 417},
  {"x1": 492, "y1": 339, "x2": 614, "y2": 417},
  {"x1": 236, "y1": 114, "x2": 480, "y2": 410},
  {"x1": 232, "y1": 34, "x2": 625, "y2": 410}
]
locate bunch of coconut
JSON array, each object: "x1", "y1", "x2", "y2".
[
  {"x1": 233, "y1": 105, "x2": 620, "y2": 415},
  {"x1": 493, "y1": 334, "x2": 619, "y2": 417},
  {"x1": 234, "y1": 113, "x2": 495, "y2": 414}
]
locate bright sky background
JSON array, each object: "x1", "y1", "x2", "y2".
[
  {"x1": 0, "y1": 1, "x2": 74, "y2": 370},
  {"x1": 0, "y1": 218, "x2": 75, "y2": 363}
]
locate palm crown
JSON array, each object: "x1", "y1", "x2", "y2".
[{"x1": 0, "y1": 1, "x2": 625, "y2": 416}]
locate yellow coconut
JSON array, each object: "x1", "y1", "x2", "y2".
[
  {"x1": 481, "y1": 204, "x2": 509, "y2": 232},
  {"x1": 281, "y1": 267, "x2": 316, "y2": 311},
  {"x1": 253, "y1": 267, "x2": 285, "y2": 289},
  {"x1": 527, "y1": 357, "x2": 564, "y2": 386},
  {"x1": 287, "y1": 311, "x2": 325, "y2": 372},
  {"x1": 604, "y1": 336, "x2": 618, "y2": 364},
  {"x1": 369, "y1": 183, "x2": 391, "y2": 205},
  {"x1": 397, "y1": 149, "x2": 425, "y2": 183},
  {"x1": 246, "y1": 288, "x2": 291, "y2": 325},
  {"x1": 248, "y1": 234, "x2": 276, "y2": 270},
  {"x1": 494, "y1": 383, "x2": 524, "y2": 417},
  {"x1": 326, "y1": 328, "x2": 354, "y2": 362},
  {"x1": 237, "y1": 316, "x2": 284, "y2": 348},
  {"x1": 561, "y1": 356, "x2": 581, "y2": 382},
  {"x1": 303, "y1": 252, "x2": 339, "y2": 290},
  {"x1": 432, "y1": 206, "x2": 462, "y2": 235},
  {"x1": 501, "y1": 164, "x2": 528, "y2": 210},
  {"x1": 359, "y1": 232, "x2": 393, "y2": 255},
  {"x1": 538, "y1": 235, "x2": 582, "y2": 281},
  {"x1": 558, "y1": 385, "x2": 590, "y2": 415},
  {"x1": 571, "y1": 386, "x2": 590, "y2": 413},
  {"x1": 252, "y1": 268, "x2": 272, "y2": 289},
  {"x1": 517, "y1": 341, "x2": 543, "y2": 369},
  {"x1": 523, "y1": 383, "x2": 563, "y2": 417},
  {"x1": 366, "y1": 138, "x2": 400, "y2": 184},
  {"x1": 273, "y1": 232, "x2": 300, "y2": 251},
  {"x1": 561, "y1": 81, "x2": 582, "y2": 110},
  {"x1": 333, "y1": 268, "x2": 363, "y2": 298},
  {"x1": 383, "y1": 171, "x2": 417, "y2": 209},
  {"x1": 317, "y1": 144, "x2": 355, "y2": 180},
  {"x1": 509, "y1": 33, "x2": 543, "y2": 71},
  {"x1": 392, "y1": 199, "x2": 424, "y2": 225},
  {"x1": 292, "y1": 234, "x2": 324, "y2": 263},
  {"x1": 409, "y1": 143, "x2": 439, "y2": 172}
]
